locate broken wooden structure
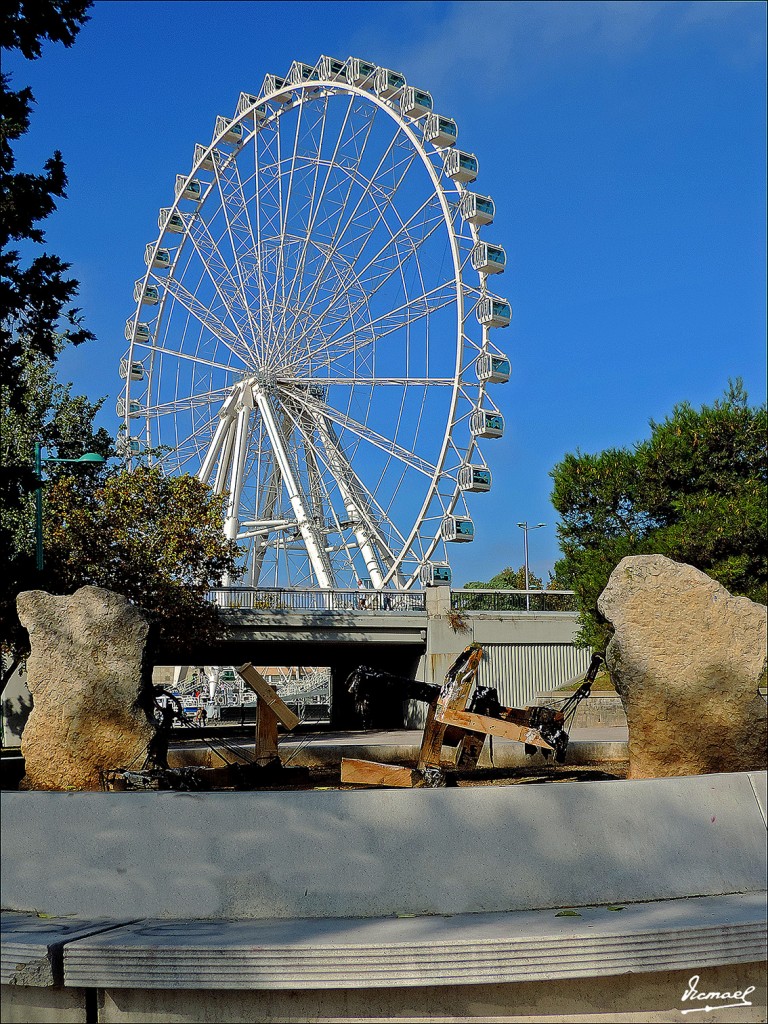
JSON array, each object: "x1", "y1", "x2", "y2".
[
  {"x1": 341, "y1": 646, "x2": 603, "y2": 788},
  {"x1": 103, "y1": 663, "x2": 303, "y2": 791},
  {"x1": 236, "y1": 662, "x2": 301, "y2": 768}
]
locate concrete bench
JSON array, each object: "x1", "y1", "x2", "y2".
[
  {"x1": 2, "y1": 895, "x2": 765, "y2": 1022},
  {"x1": 2, "y1": 772, "x2": 766, "y2": 1021}
]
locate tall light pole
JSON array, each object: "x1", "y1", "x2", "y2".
[
  {"x1": 516, "y1": 521, "x2": 546, "y2": 611},
  {"x1": 35, "y1": 444, "x2": 106, "y2": 571}
]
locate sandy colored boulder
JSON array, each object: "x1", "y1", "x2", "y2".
[
  {"x1": 598, "y1": 555, "x2": 767, "y2": 778},
  {"x1": 17, "y1": 586, "x2": 156, "y2": 790}
]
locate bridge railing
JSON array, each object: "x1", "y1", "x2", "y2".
[
  {"x1": 451, "y1": 589, "x2": 578, "y2": 613},
  {"x1": 207, "y1": 587, "x2": 427, "y2": 613}
]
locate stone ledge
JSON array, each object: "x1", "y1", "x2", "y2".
[
  {"x1": 57, "y1": 893, "x2": 767, "y2": 991},
  {"x1": 0, "y1": 914, "x2": 135, "y2": 988}
]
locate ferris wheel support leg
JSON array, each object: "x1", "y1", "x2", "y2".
[
  {"x1": 224, "y1": 396, "x2": 252, "y2": 543},
  {"x1": 248, "y1": 456, "x2": 282, "y2": 587},
  {"x1": 220, "y1": 398, "x2": 253, "y2": 587},
  {"x1": 213, "y1": 415, "x2": 238, "y2": 496},
  {"x1": 253, "y1": 386, "x2": 334, "y2": 589},
  {"x1": 312, "y1": 412, "x2": 406, "y2": 589},
  {"x1": 306, "y1": 418, "x2": 384, "y2": 588},
  {"x1": 310, "y1": 415, "x2": 382, "y2": 587},
  {"x1": 198, "y1": 392, "x2": 239, "y2": 485}
]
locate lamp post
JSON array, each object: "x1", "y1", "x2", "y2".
[
  {"x1": 35, "y1": 444, "x2": 105, "y2": 571},
  {"x1": 516, "y1": 521, "x2": 546, "y2": 611}
]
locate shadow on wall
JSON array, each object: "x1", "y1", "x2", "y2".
[{"x1": 1, "y1": 670, "x2": 33, "y2": 748}]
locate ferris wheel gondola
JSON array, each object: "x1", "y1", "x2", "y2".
[{"x1": 119, "y1": 55, "x2": 511, "y2": 591}]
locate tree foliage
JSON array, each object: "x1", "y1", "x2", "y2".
[
  {"x1": 551, "y1": 381, "x2": 767, "y2": 649},
  {"x1": 1, "y1": 0, "x2": 94, "y2": 411},
  {"x1": 0, "y1": 349, "x2": 113, "y2": 683},
  {"x1": 465, "y1": 565, "x2": 543, "y2": 591},
  {"x1": 43, "y1": 468, "x2": 242, "y2": 654},
  {"x1": 0, "y1": 1, "x2": 98, "y2": 683}
]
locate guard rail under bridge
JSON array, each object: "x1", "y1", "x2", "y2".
[{"x1": 194, "y1": 588, "x2": 587, "y2": 727}]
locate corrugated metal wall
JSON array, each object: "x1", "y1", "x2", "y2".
[{"x1": 475, "y1": 644, "x2": 594, "y2": 708}]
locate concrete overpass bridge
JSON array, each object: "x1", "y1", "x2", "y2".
[
  {"x1": 2, "y1": 587, "x2": 590, "y2": 743},
  {"x1": 178, "y1": 587, "x2": 590, "y2": 727}
]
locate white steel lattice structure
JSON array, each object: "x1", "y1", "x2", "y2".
[{"x1": 119, "y1": 57, "x2": 511, "y2": 591}]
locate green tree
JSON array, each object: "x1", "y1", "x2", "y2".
[
  {"x1": 460, "y1": 565, "x2": 545, "y2": 611},
  {"x1": 43, "y1": 468, "x2": 243, "y2": 655},
  {"x1": 1, "y1": 0, "x2": 94, "y2": 411},
  {"x1": 465, "y1": 565, "x2": 544, "y2": 591},
  {"x1": 1, "y1": 1, "x2": 98, "y2": 684},
  {"x1": 0, "y1": 350, "x2": 113, "y2": 683},
  {"x1": 551, "y1": 381, "x2": 767, "y2": 649}
]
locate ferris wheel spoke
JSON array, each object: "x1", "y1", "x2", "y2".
[
  {"x1": 280, "y1": 105, "x2": 407, "y2": 347},
  {"x1": 265, "y1": 93, "x2": 306, "y2": 349},
  {"x1": 286, "y1": 176, "x2": 426, "y2": 362},
  {"x1": 279, "y1": 376, "x2": 454, "y2": 387},
  {"x1": 176, "y1": 226, "x2": 253, "y2": 362},
  {"x1": 324, "y1": 139, "x2": 421, "y2": 275},
  {"x1": 275, "y1": 95, "x2": 370, "y2": 342},
  {"x1": 182, "y1": 211, "x2": 243, "y2": 299},
  {"x1": 134, "y1": 339, "x2": 245, "y2": 375},
  {"x1": 286, "y1": 95, "x2": 381, "y2": 299},
  {"x1": 286, "y1": 192, "x2": 445, "y2": 365},
  {"x1": 272, "y1": 94, "x2": 337, "y2": 346},
  {"x1": 326, "y1": 121, "x2": 417, "y2": 262},
  {"x1": 251, "y1": 130, "x2": 269, "y2": 347},
  {"x1": 181, "y1": 216, "x2": 258, "y2": 351},
  {"x1": 212, "y1": 159, "x2": 262, "y2": 351},
  {"x1": 299, "y1": 279, "x2": 456, "y2": 375},
  {"x1": 139, "y1": 382, "x2": 233, "y2": 420},
  {"x1": 343, "y1": 192, "x2": 445, "y2": 297},
  {"x1": 159, "y1": 275, "x2": 255, "y2": 366},
  {"x1": 327, "y1": 278, "x2": 455, "y2": 353}
]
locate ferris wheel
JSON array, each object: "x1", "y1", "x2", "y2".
[{"x1": 118, "y1": 57, "x2": 511, "y2": 591}]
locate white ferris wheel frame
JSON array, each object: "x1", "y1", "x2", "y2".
[{"x1": 119, "y1": 59, "x2": 510, "y2": 591}]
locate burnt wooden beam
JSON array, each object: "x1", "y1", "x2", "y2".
[
  {"x1": 237, "y1": 663, "x2": 300, "y2": 731},
  {"x1": 341, "y1": 758, "x2": 422, "y2": 788}
]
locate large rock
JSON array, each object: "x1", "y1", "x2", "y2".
[
  {"x1": 16, "y1": 587, "x2": 156, "y2": 790},
  {"x1": 598, "y1": 555, "x2": 767, "y2": 778}
]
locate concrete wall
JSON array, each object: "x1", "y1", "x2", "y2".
[{"x1": 2, "y1": 772, "x2": 765, "y2": 921}]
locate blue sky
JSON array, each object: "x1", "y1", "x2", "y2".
[{"x1": 7, "y1": 0, "x2": 766, "y2": 585}]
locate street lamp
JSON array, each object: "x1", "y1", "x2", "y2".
[
  {"x1": 516, "y1": 521, "x2": 546, "y2": 611},
  {"x1": 35, "y1": 443, "x2": 106, "y2": 571}
]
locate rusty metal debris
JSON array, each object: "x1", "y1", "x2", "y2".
[{"x1": 341, "y1": 647, "x2": 604, "y2": 787}]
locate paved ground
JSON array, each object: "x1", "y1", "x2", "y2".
[
  {"x1": 166, "y1": 726, "x2": 629, "y2": 772},
  {"x1": 175, "y1": 725, "x2": 628, "y2": 746},
  {"x1": 278, "y1": 726, "x2": 629, "y2": 747}
]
